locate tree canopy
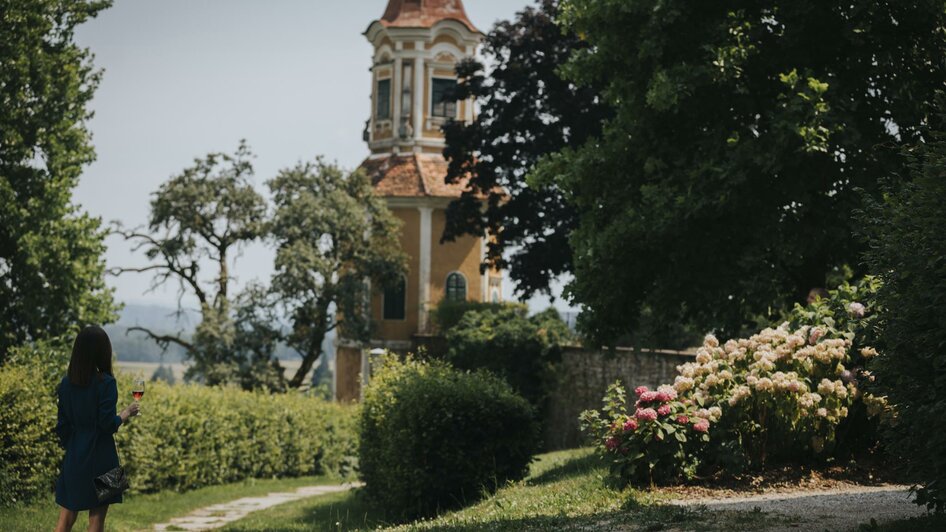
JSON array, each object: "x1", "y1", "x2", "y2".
[
  {"x1": 0, "y1": 0, "x2": 117, "y2": 360},
  {"x1": 268, "y1": 160, "x2": 406, "y2": 388},
  {"x1": 116, "y1": 142, "x2": 271, "y2": 386},
  {"x1": 533, "y1": 0, "x2": 946, "y2": 343},
  {"x1": 441, "y1": 0, "x2": 609, "y2": 297}
]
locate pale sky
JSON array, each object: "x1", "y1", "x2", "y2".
[{"x1": 72, "y1": 0, "x2": 574, "y2": 314}]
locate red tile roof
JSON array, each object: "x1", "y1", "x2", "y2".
[
  {"x1": 379, "y1": 0, "x2": 479, "y2": 33},
  {"x1": 360, "y1": 153, "x2": 470, "y2": 198}
]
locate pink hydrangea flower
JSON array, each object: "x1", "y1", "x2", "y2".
[
  {"x1": 676, "y1": 415, "x2": 689, "y2": 424},
  {"x1": 809, "y1": 327, "x2": 825, "y2": 345},
  {"x1": 634, "y1": 386, "x2": 649, "y2": 397},
  {"x1": 635, "y1": 408, "x2": 658, "y2": 421},
  {"x1": 605, "y1": 436, "x2": 619, "y2": 451},
  {"x1": 623, "y1": 418, "x2": 638, "y2": 431},
  {"x1": 657, "y1": 404, "x2": 672, "y2": 417},
  {"x1": 692, "y1": 419, "x2": 710, "y2": 433},
  {"x1": 639, "y1": 391, "x2": 659, "y2": 402}
]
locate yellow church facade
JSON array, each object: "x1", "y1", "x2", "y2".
[{"x1": 335, "y1": 0, "x2": 502, "y2": 400}]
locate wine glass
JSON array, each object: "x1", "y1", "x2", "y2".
[{"x1": 132, "y1": 378, "x2": 145, "y2": 416}]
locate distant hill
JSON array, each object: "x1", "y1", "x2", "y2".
[{"x1": 108, "y1": 303, "x2": 335, "y2": 365}]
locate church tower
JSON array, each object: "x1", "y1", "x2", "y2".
[
  {"x1": 361, "y1": 0, "x2": 501, "y2": 344},
  {"x1": 335, "y1": 0, "x2": 501, "y2": 400}
]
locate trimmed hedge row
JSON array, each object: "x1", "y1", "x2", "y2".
[
  {"x1": 0, "y1": 363, "x2": 61, "y2": 505},
  {"x1": 359, "y1": 355, "x2": 538, "y2": 520},
  {"x1": 0, "y1": 353, "x2": 357, "y2": 506}
]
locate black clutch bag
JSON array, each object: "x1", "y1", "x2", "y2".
[{"x1": 94, "y1": 466, "x2": 129, "y2": 502}]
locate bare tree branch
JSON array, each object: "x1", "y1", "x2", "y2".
[{"x1": 126, "y1": 326, "x2": 194, "y2": 353}]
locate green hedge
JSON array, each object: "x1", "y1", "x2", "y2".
[
  {"x1": 0, "y1": 364, "x2": 61, "y2": 505},
  {"x1": 0, "y1": 351, "x2": 357, "y2": 506},
  {"x1": 113, "y1": 378, "x2": 357, "y2": 493},
  {"x1": 359, "y1": 355, "x2": 537, "y2": 520}
]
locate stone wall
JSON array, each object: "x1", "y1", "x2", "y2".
[{"x1": 544, "y1": 346, "x2": 694, "y2": 450}]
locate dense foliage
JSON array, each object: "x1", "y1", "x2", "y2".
[
  {"x1": 121, "y1": 152, "x2": 405, "y2": 390},
  {"x1": 115, "y1": 142, "x2": 271, "y2": 387},
  {"x1": 861, "y1": 113, "x2": 946, "y2": 513},
  {"x1": 359, "y1": 356, "x2": 537, "y2": 520},
  {"x1": 0, "y1": 0, "x2": 118, "y2": 360},
  {"x1": 443, "y1": 305, "x2": 572, "y2": 410},
  {"x1": 582, "y1": 280, "x2": 886, "y2": 486},
  {"x1": 534, "y1": 0, "x2": 946, "y2": 343},
  {"x1": 0, "y1": 348, "x2": 357, "y2": 506},
  {"x1": 430, "y1": 300, "x2": 501, "y2": 333},
  {"x1": 441, "y1": 0, "x2": 609, "y2": 296},
  {"x1": 580, "y1": 382, "x2": 708, "y2": 486}
]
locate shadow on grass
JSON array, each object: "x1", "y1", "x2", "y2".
[{"x1": 527, "y1": 452, "x2": 604, "y2": 486}]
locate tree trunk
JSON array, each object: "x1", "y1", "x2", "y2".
[{"x1": 288, "y1": 307, "x2": 329, "y2": 388}]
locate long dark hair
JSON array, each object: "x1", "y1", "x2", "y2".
[{"x1": 67, "y1": 326, "x2": 114, "y2": 386}]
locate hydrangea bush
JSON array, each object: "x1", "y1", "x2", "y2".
[
  {"x1": 582, "y1": 278, "x2": 889, "y2": 485},
  {"x1": 580, "y1": 382, "x2": 711, "y2": 485}
]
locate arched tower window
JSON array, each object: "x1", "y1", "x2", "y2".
[
  {"x1": 445, "y1": 272, "x2": 467, "y2": 302},
  {"x1": 383, "y1": 276, "x2": 406, "y2": 320}
]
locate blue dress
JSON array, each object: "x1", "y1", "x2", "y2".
[{"x1": 54, "y1": 374, "x2": 124, "y2": 511}]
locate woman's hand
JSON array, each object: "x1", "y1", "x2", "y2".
[{"x1": 119, "y1": 402, "x2": 140, "y2": 423}]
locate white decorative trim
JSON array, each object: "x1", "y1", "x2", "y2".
[
  {"x1": 418, "y1": 206, "x2": 433, "y2": 332},
  {"x1": 385, "y1": 196, "x2": 452, "y2": 209},
  {"x1": 413, "y1": 56, "x2": 425, "y2": 144},
  {"x1": 392, "y1": 57, "x2": 402, "y2": 139}
]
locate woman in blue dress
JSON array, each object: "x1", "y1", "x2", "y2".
[{"x1": 54, "y1": 326, "x2": 139, "y2": 532}]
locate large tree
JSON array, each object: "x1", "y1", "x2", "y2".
[
  {"x1": 0, "y1": 0, "x2": 117, "y2": 360},
  {"x1": 861, "y1": 99, "x2": 946, "y2": 513},
  {"x1": 441, "y1": 0, "x2": 609, "y2": 297},
  {"x1": 116, "y1": 142, "x2": 269, "y2": 385},
  {"x1": 533, "y1": 0, "x2": 946, "y2": 343},
  {"x1": 268, "y1": 160, "x2": 406, "y2": 388}
]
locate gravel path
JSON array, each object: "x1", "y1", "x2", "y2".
[
  {"x1": 152, "y1": 482, "x2": 362, "y2": 531},
  {"x1": 672, "y1": 485, "x2": 927, "y2": 531}
]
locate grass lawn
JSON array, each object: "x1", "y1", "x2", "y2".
[
  {"x1": 223, "y1": 449, "x2": 784, "y2": 532},
  {"x1": 0, "y1": 475, "x2": 340, "y2": 532}
]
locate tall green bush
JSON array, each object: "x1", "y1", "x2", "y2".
[
  {"x1": 443, "y1": 305, "x2": 572, "y2": 410},
  {"x1": 861, "y1": 110, "x2": 946, "y2": 513},
  {"x1": 359, "y1": 356, "x2": 537, "y2": 520},
  {"x1": 0, "y1": 364, "x2": 60, "y2": 505}
]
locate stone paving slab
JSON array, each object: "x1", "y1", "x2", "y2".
[{"x1": 153, "y1": 482, "x2": 362, "y2": 531}]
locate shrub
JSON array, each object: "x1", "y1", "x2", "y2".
[
  {"x1": 113, "y1": 378, "x2": 358, "y2": 493},
  {"x1": 359, "y1": 355, "x2": 537, "y2": 520},
  {"x1": 582, "y1": 279, "x2": 886, "y2": 485},
  {"x1": 0, "y1": 364, "x2": 61, "y2": 505},
  {"x1": 443, "y1": 305, "x2": 572, "y2": 410},
  {"x1": 431, "y1": 300, "x2": 507, "y2": 332},
  {"x1": 0, "y1": 346, "x2": 357, "y2": 506},
  {"x1": 860, "y1": 114, "x2": 946, "y2": 513},
  {"x1": 580, "y1": 381, "x2": 709, "y2": 486}
]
